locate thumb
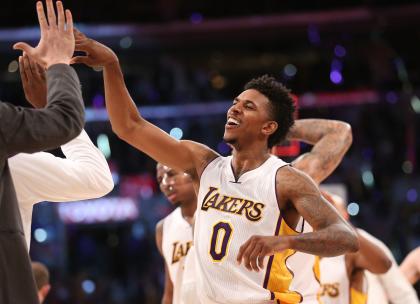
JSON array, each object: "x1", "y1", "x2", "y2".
[
  {"x1": 73, "y1": 27, "x2": 86, "y2": 40},
  {"x1": 70, "y1": 56, "x2": 90, "y2": 65},
  {"x1": 13, "y1": 42, "x2": 34, "y2": 55}
]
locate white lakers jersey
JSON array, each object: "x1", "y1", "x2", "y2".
[
  {"x1": 162, "y1": 207, "x2": 193, "y2": 304},
  {"x1": 180, "y1": 245, "x2": 199, "y2": 304},
  {"x1": 318, "y1": 255, "x2": 350, "y2": 304},
  {"x1": 195, "y1": 155, "x2": 319, "y2": 304}
]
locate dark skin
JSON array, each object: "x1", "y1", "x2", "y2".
[
  {"x1": 71, "y1": 30, "x2": 358, "y2": 274},
  {"x1": 19, "y1": 53, "x2": 47, "y2": 108},
  {"x1": 274, "y1": 118, "x2": 354, "y2": 238},
  {"x1": 16, "y1": 41, "x2": 359, "y2": 303},
  {"x1": 155, "y1": 118, "x2": 353, "y2": 301},
  {"x1": 288, "y1": 119, "x2": 353, "y2": 185},
  {"x1": 346, "y1": 229, "x2": 391, "y2": 275},
  {"x1": 350, "y1": 268, "x2": 365, "y2": 295}
]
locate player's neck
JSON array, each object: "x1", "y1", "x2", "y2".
[
  {"x1": 181, "y1": 201, "x2": 197, "y2": 217},
  {"x1": 180, "y1": 199, "x2": 196, "y2": 223},
  {"x1": 231, "y1": 148, "x2": 271, "y2": 179}
]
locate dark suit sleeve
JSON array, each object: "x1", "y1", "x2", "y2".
[{"x1": 0, "y1": 64, "x2": 85, "y2": 157}]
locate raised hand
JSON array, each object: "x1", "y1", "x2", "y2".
[
  {"x1": 19, "y1": 53, "x2": 47, "y2": 108},
  {"x1": 236, "y1": 235, "x2": 291, "y2": 272},
  {"x1": 13, "y1": 0, "x2": 74, "y2": 69},
  {"x1": 71, "y1": 28, "x2": 118, "y2": 68}
]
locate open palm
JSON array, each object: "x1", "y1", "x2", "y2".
[{"x1": 14, "y1": 0, "x2": 74, "y2": 69}]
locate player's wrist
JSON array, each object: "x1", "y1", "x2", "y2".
[
  {"x1": 104, "y1": 57, "x2": 120, "y2": 69},
  {"x1": 278, "y1": 236, "x2": 294, "y2": 251},
  {"x1": 46, "y1": 59, "x2": 71, "y2": 69}
]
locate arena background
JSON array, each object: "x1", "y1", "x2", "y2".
[{"x1": 1, "y1": 0, "x2": 419, "y2": 302}]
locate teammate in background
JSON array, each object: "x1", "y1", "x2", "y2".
[
  {"x1": 318, "y1": 191, "x2": 393, "y2": 304},
  {"x1": 400, "y1": 247, "x2": 420, "y2": 285},
  {"x1": 32, "y1": 262, "x2": 51, "y2": 304},
  {"x1": 361, "y1": 234, "x2": 419, "y2": 304},
  {"x1": 155, "y1": 164, "x2": 195, "y2": 304},
  {"x1": 10, "y1": 53, "x2": 113, "y2": 249},
  {"x1": 72, "y1": 31, "x2": 358, "y2": 304},
  {"x1": 160, "y1": 118, "x2": 354, "y2": 304}
]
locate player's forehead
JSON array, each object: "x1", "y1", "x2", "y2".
[
  {"x1": 156, "y1": 164, "x2": 181, "y2": 176},
  {"x1": 156, "y1": 163, "x2": 164, "y2": 173},
  {"x1": 236, "y1": 89, "x2": 270, "y2": 108},
  {"x1": 156, "y1": 163, "x2": 167, "y2": 179}
]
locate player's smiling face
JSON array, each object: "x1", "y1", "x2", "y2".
[{"x1": 224, "y1": 89, "x2": 275, "y2": 147}]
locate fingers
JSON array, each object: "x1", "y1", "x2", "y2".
[
  {"x1": 258, "y1": 248, "x2": 270, "y2": 269},
  {"x1": 27, "y1": 54, "x2": 44, "y2": 78},
  {"x1": 236, "y1": 238, "x2": 251, "y2": 265},
  {"x1": 241, "y1": 242, "x2": 255, "y2": 271},
  {"x1": 22, "y1": 54, "x2": 34, "y2": 76},
  {"x1": 70, "y1": 56, "x2": 89, "y2": 65},
  {"x1": 18, "y1": 56, "x2": 29, "y2": 84},
  {"x1": 56, "y1": 1, "x2": 65, "y2": 31},
  {"x1": 73, "y1": 28, "x2": 88, "y2": 43},
  {"x1": 65, "y1": 9, "x2": 73, "y2": 33},
  {"x1": 248, "y1": 243, "x2": 263, "y2": 272},
  {"x1": 237, "y1": 236, "x2": 276, "y2": 272},
  {"x1": 45, "y1": 0, "x2": 57, "y2": 28},
  {"x1": 238, "y1": 239, "x2": 263, "y2": 271},
  {"x1": 19, "y1": 53, "x2": 45, "y2": 82},
  {"x1": 73, "y1": 28, "x2": 84, "y2": 39},
  {"x1": 37, "y1": 61, "x2": 46, "y2": 79},
  {"x1": 74, "y1": 29, "x2": 90, "y2": 46},
  {"x1": 74, "y1": 41, "x2": 91, "y2": 52},
  {"x1": 74, "y1": 29, "x2": 91, "y2": 52},
  {"x1": 13, "y1": 42, "x2": 34, "y2": 55},
  {"x1": 36, "y1": 1, "x2": 48, "y2": 34}
]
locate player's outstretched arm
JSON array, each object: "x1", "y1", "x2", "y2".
[
  {"x1": 288, "y1": 119, "x2": 352, "y2": 185},
  {"x1": 155, "y1": 221, "x2": 174, "y2": 304},
  {"x1": 72, "y1": 30, "x2": 217, "y2": 177}
]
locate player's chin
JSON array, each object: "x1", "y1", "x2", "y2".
[
  {"x1": 169, "y1": 199, "x2": 181, "y2": 207},
  {"x1": 223, "y1": 132, "x2": 237, "y2": 145}
]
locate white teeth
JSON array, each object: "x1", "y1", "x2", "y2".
[{"x1": 227, "y1": 118, "x2": 240, "y2": 125}]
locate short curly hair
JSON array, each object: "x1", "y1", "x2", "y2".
[{"x1": 244, "y1": 75, "x2": 295, "y2": 148}]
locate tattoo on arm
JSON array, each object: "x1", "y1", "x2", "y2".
[
  {"x1": 277, "y1": 167, "x2": 358, "y2": 256},
  {"x1": 288, "y1": 119, "x2": 352, "y2": 184}
]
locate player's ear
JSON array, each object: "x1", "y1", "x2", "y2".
[{"x1": 262, "y1": 121, "x2": 277, "y2": 136}]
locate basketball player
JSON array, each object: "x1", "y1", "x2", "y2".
[
  {"x1": 361, "y1": 232, "x2": 419, "y2": 304},
  {"x1": 32, "y1": 261, "x2": 51, "y2": 304},
  {"x1": 8, "y1": 54, "x2": 114, "y2": 249},
  {"x1": 72, "y1": 31, "x2": 359, "y2": 304},
  {"x1": 155, "y1": 164, "x2": 195, "y2": 304},
  {"x1": 157, "y1": 118, "x2": 353, "y2": 304},
  {"x1": 317, "y1": 191, "x2": 393, "y2": 304},
  {"x1": 400, "y1": 247, "x2": 420, "y2": 285}
]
